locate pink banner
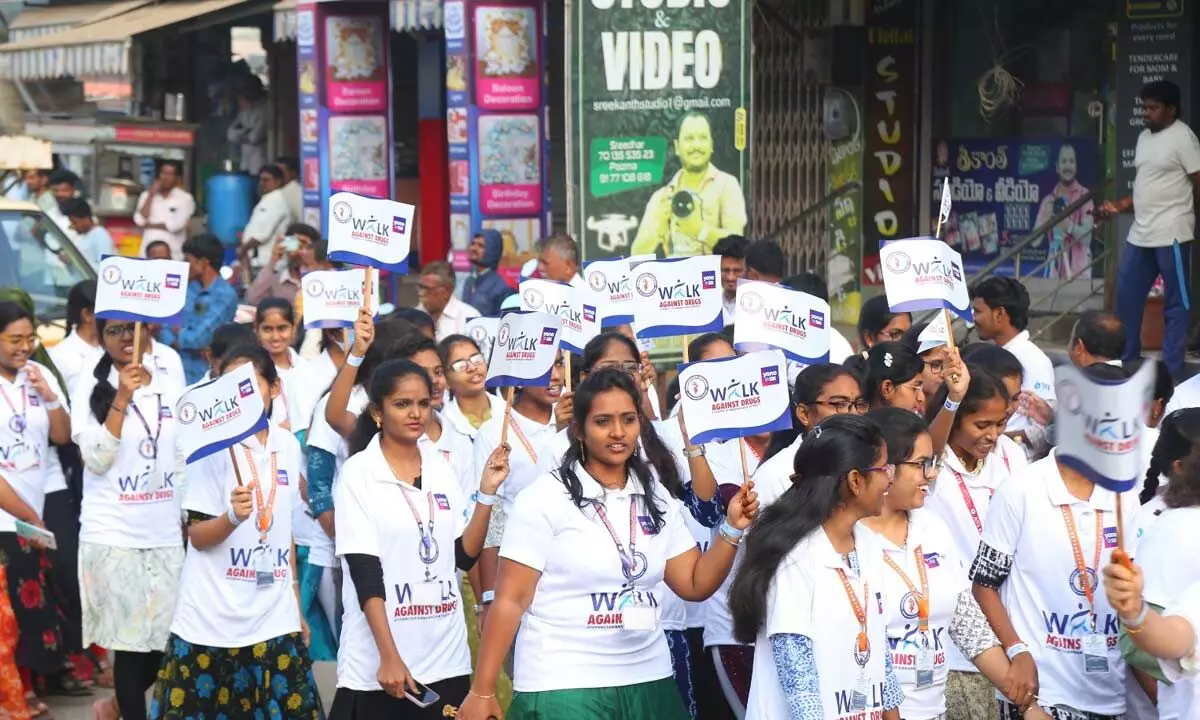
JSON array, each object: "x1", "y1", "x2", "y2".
[
  {"x1": 324, "y1": 14, "x2": 388, "y2": 113},
  {"x1": 473, "y1": 4, "x2": 540, "y2": 110},
  {"x1": 480, "y1": 184, "x2": 540, "y2": 215}
]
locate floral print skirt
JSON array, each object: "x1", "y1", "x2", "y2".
[
  {"x1": 0, "y1": 532, "x2": 63, "y2": 676},
  {"x1": 79, "y1": 541, "x2": 184, "y2": 652},
  {"x1": 0, "y1": 566, "x2": 30, "y2": 720},
  {"x1": 149, "y1": 632, "x2": 324, "y2": 720}
]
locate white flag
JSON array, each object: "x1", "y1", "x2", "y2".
[
  {"x1": 95, "y1": 256, "x2": 189, "y2": 324},
  {"x1": 327, "y1": 191, "x2": 415, "y2": 273},
  {"x1": 916, "y1": 312, "x2": 950, "y2": 354},
  {"x1": 880, "y1": 237, "x2": 971, "y2": 321},
  {"x1": 519, "y1": 278, "x2": 602, "y2": 354},
  {"x1": 733, "y1": 279, "x2": 831, "y2": 364},
  {"x1": 677, "y1": 350, "x2": 792, "y2": 445},
  {"x1": 176, "y1": 362, "x2": 269, "y2": 463},
  {"x1": 938, "y1": 177, "x2": 952, "y2": 226},
  {"x1": 464, "y1": 316, "x2": 499, "y2": 364},
  {"x1": 583, "y1": 254, "x2": 655, "y2": 327},
  {"x1": 301, "y1": 269, "x2": 379, "y2": 329},
  {"x1": 486, "y1": 311, "x2": 562, "y2": 389},
  {"x1": 1054, "y1": 362, "x2": 1156, "y2": 493},
  {"x1": 630, "y1": 255, "x2": 724, "y2": 340}
]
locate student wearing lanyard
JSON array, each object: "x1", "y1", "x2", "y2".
[
  {"x1": 0, "y1": 302, "x2": 73, "y2": 699},
  {"x1": 149, "y1": 345, "x2": 321, "y2": 720},
  {"x1": 866, "y1": 342, "x2": 927, "y2": 416},
  {"x1": 255, "y1": 298, "x2": 312, "y2": 432},
  {"x1": 330, "y1": 360, "x2": 509, "y2": 718},
  {"x1": 458, "y1": 368, "x2": 758, "y2": 720},
  {"x1": 970, "y1": 364, "x2": 1136, "y2": 720},
  {"x1": 863, "y1": 408, "x2": 990, "y2": 720},
  {"x1": 729, "y1": 414, "x2": 903, "y2": 720},
  {"x1": 438, "y1": 334, "x2": 504, "y2": 443},
  {"x1": 70, "y1": 316, "x2": 185, "y2": 720}
]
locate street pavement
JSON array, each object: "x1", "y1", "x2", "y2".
[{"x1": 45, "y1": 661, "x2": 338, "y2": 719}]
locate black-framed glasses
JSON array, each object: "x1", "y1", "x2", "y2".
[
  {"x1": 924, "y1": 359, "x2": 945, "y2": 375},
  {"x1": 898, "y1": 457, "x2": 940, "y2": 478},
  {"x1": 810, "y1": 398, "x2": 870, "y2": 414},
  {"x1": 449, "y1": 353, "x2": 486, "y2": 373},
  {"x1": 103, "y1": 324, "x2": 136, "y2": 338}
]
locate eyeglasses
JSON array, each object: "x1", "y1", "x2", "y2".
[
  {"x1": 810, "y1": 398, "x2": 870, "y2": 414},
  {"x1": 0, "y1": 334, "x2": 38, "y2": 350},
  {"x1": 898, "y1": 457, "x2": 940, "y2": 478},
  {"x1": 449, "y1": 353, "x2": 486, "y2": 373},
  {"x1": 103, "y1": 325, "x2": 136, "y2": 339},
  {"x1": 924, "y1": 359, "x2": 945, "y2": 375},
  {"x1": 860, "y1": 464, "x2": 896, "y2": 480},
  {"x1": 416, "y1": 283, "x2": 445, "y2": 295},
  {"x1": 596, "y1": 361, "x2": 641, "y2": 375}
]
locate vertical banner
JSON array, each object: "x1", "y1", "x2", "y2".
[
  {"x1": 568, "y1": 0, "x2": 752, "y2": 262},
  {"x1": 860, "y1": 0, "x2": 917, "y2": 288},
  {"x1": 444, "y1": 0, "x2": 550, "y2": 287},
  {"x1": 298, "y1": 1, "x2": 396, "y2": 240},
  {"x1": 828, "y1": 123, "x2": 864, "y2": 324},
  {"x1": 930, "y1": 138, "x2": 1099, "y2": 279}
]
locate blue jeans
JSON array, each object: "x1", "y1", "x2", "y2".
[{"x1": 1116, "y1": 240, "x2": 1192, "y2": 377}]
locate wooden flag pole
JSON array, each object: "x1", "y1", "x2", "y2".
[
  {"x1": 1114, "y1": 500, "x2": 1133, "y2": 570},
  {"x1": 363, "y1": 267, "x2": 375, "y2": 309},
  {"x1": 132, "y1": 321, "x2": 144, "y2": 367},
  {"x1": 500, "y1": 386, "x2": 515, "y2": 447},
  {"x1": 739, "y1": 437, "x2": 750, "y2": 484},
  {"x1": 564, "y1": 353, "x2": 573, "y2": 393}
]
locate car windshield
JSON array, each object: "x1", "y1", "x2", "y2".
[{"x1": 0, "y1": 209, "x2": 95, "y2": 321}]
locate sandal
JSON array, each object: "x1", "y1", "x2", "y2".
[
  {"x1": 24, "y1": 692, "x2": 52, "y2": 719},
  {"x1": 91, "y1": 697, "x2": 119, "y2": 720},
  {"x1": 93, "y1": 666, "x2": 114, "y2": 689},
  {"x1": 40, "y1": 673, "x2": 93, "y2": 697}
]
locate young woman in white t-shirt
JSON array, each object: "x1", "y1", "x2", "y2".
[
  {"x1": 438, "y1": 334, "x2": 504, "y2": 443},
  {"x1": 729, "y1": 413, "x2": 903, "y2": 720},
  {"x1": 330, "y1": 359, "x2": 509, "y2": 719},
  {"x1": 148, "y1": 344, "x2": 322, "y2": 720},
  {"x1": 458, "y1": 368, "x2": 758, "y2": 720},
  {"x1": 71, "y1": 317, "x2": 186, "y2": 720},
  {"x1": 47, "y1": 279, "x2": 100, "y2": 394},
  {"x1": 865, "y1": 342, "x2": 927, "y2": 415}
]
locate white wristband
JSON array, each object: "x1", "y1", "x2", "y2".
[
  {"x1": 943, "y1": 397, "x2": 961, "y2": 413},
  {"x1": 44, "y1": 399, "x2": 62, "y2": 411},
  {"x1": 346, "y1": 353, "x2": 364, "y2": 368},
  {"x1": 481, "y1": 590, "x2": 495, "y2": 604},
  {"x1": 226, "y1": 507, "x2": 244, "y2": 527},
  {"x1": 1005, "y1": 642, "x2": 1029, "y2": 660}
]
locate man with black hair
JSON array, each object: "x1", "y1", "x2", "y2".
[
  {"x1": 135, "y1": 160, "x2": 195, "y2": 258},
  {"x1": 970, "y1": 276, "x2": 1055, "y2": 434},
  {"x1": 44, "y1": 169, "x2": 79, "y2": 237},
  {"x1": 1067, "y1": 310, "x2": 1125, "y2": 368},
  {"x1": 744, "y1": 239, "x2": 784, "y2": 284},
  {"x1": 275, "y1": 156, "x2": 303, "y2": 222},
  {"x1": 240, "y1": 164, "x2": 295, "y2": 270},
  {"x1": 161, "y1": 233, "x2": 238, "y2": 383},
  {"x1": 1098, "y1": 79, "x2": 1200, "y2": 379},
  {"x1": 713, "y1": 234, "x2": 747, "y2": 325},
  {"x1": 64, "y1": 198, "x2": 115, "y2": 266}
]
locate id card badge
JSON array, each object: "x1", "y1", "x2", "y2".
[
  {"x1": 850, "y1": 671, "x2": 869, "y2": 712},
  {"x1": 254, "y1": 546, "x2": 275, "y2": 589},
  {"x1": 10, "y1": 444, "x2": 38, "y2": 472},
  {"x1": 621, "y1": 604, "x2": 659, "y2": 631},
  {"x1": 915, "y1": 644, "x2": 935, "y2": 689},
  {"x1": 411, "y1": 581, "x2": 443, "y2": 606},
  {"x1": 1082, "y1": 633, "x2": 1109, "y2": 674}
]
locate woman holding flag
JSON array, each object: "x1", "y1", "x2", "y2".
[
  {"x1": 865, "y1": 342, "x2": 927, "y2": 415},
  {"x1": 71, "y1": 315, "x2": 185, "y2": 720},
  {"x1": 438, "y1": 334, "x2": 504, "y2": 443},
  {"x1": 254, "y1": 297, "x2": 313, "y2": 433},
  {"x1": 149, "y1": 344, "x2": 321, "y2": 719},
  {"x1": 458, "y1": 368, "x2": 758, "y2": 720}
]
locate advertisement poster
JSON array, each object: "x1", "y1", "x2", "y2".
[
  {"x1": 445, "y1": 0, "x2": 549, "y2": 287},
  {"x1": 568, "y1": 0, "x2": 752, "y2": 263},
  {"x1": 931, "y1": 137, "x2": 1099, "y2": 279},
  {"x1": 828, "y1": 132, "x2": 863, "y2": 324},
  {"x1": 298, "y1": 2, "x2": 395, "y2": 239}
]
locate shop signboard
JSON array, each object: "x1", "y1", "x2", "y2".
[
  {"x1": 444, "y1": 0, "x2": 550, "y2": 288},
  {"x1": 930, "y1": 137, "x2": 1100, "y2": 279}
]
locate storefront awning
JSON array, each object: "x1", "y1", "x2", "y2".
[
  {"x1": 273, "y1": 0, "x2": 442, "y2": 41},
  {"x1": 7, "y1": 1, "x2": 154, "y2": 43},
  {"x1": 0, "y1": 0, "x2": 262, "y2": 81}
]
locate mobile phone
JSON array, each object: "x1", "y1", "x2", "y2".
[{"x1": 404, "y1": 680, "x2": 440, "y2": 708}]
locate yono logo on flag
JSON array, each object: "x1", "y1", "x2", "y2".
[
  {"x1": 675, "y1": 349, "x2": 792, "y2": 445},
  {"x1": 733, "y1": 279, "x2": 831, "y2": 364},
  {"x1": 540, "y1": 327, "x2": 558, "y2": 345},
  {"x1": 327, "y1": 191, "x2": 416, "y2": 273},
  {"x1": 880, "y1": 237, "x2": 971, "y2": 321},
  {"x1": 175, "y1": 363, "x2": 269, "y2": 463},
  {"x1": 486, "y1": 311, "x2": 562, "y2": 389},
  {"x1": 94, "y1": 256, "x2": 190, "y2": 324},
  {"x1": 631, "y1": 255, "x2": 724, "y2": 340},
  {"x1": 238, "y1": 379, "x2": 254, "y2": 398}
]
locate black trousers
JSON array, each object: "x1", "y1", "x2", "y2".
[{"x1": 329, "y1": 675, "x2": 471, "y2": 720}]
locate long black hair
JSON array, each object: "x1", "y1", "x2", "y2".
[
  {"x1": 923, "y1": 363, "x2": 1009, "y2": 427},
  {"x1": 348, "y1": 359, "x2": 434, "y2": 456},
  {"x1": 761, "y1": 364, "x2": 862, "y2": 463},
  {"x1": 0, "y1": 301, "x2": 32, "y2": 338},
  {"x1": 869, "y1": 406, "x2": 929, "y2": 464},
  {"x1": 1142, "y1": 408, "x2": 1200, "y2": 505},
  {"x1": 88, "y1": 318, "x2": 126, "y2": 423},
  {"x1": 65, "y1": 279, "x2": 97, "y2": 336},
  {"x1": 730, "y1": 413, "x2": 884, "y2": 643},
  {"x1": 857, "y1": 295, "x2": 909, "y2": 348},
  {"x1": 865, "y1": 342, "x2": 923, "y2": 406},
  {"x1": 557, "y1": 368, "x2": 683, "y2": 531}
]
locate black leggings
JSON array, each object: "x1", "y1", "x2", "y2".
[{"x1": 114, "y1": 650, "x2": 163, "y2": 718}]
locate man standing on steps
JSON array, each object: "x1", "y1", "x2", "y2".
[{"x1": 1098, "y1": 80, "x2": 1200, "y2": 381}]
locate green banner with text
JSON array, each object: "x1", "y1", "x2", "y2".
[{"x1": 570, "y1": 0, "x2": 752, "y2": 262}]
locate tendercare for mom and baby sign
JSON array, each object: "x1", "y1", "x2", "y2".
[
  {"x1": 519, "y1": 278, "x2": 602, "y2": 354},
  {"x1": 326, "y1": 191, "x2": 415, "y2": 273},
  {"x1": 95, "y1": 256, "x2": 189, "y2": 324},
  {"x1": 485, "y1": 311, "x2": 562, "y2": 389},
  {"x1": 880, "y1": 237, "x2": 972, "y2": 321},
  {"x1": 301, "y1": 269, "x2": 381, "y2": 329},
  {"x1": 630, "y1": 255, "x2": 723, "y2": 340},
  {"x1": 676, "y1": 350, "x2": 792, "y2": 445},
  {"x1": 176, "y1": 362, "x2": 269, "y2": 463},
  {"x1": 733, "y1": 279, "x2": 831, "y2": 364}
]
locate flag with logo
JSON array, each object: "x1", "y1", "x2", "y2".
[
  {"x1": 676, "y1": 350, "x2": 792, "y2": 445},
  {"x1": 519, "y1": 278, "x2": 602, "y2": 354},
  {"x1": 937, "y1": 177, "x2": 952, "y2": 229},
  {"x1": 1054, "y1": 361, "x2": 1155, "y2": 492},
  {"x1": 485, "y1": 311, "x2": 562, "y2": 389},
  {"x1": 916, "y1": 311, "x2": 951, "y2": 354},
  {"x1": 733, "y1": 279, "x2": 831, "y2": 364},
  {"x1": 630, "y1": 255, "x2": 724, "y2": 340},
  {"x1": 880, "y1": 237, "x2": 971, "y2": 321},
  {"x1": 465, "y1": 316, "x2": 499, "y2": 364},
  {"x1": 301, "y1": 269, "x2": 381, "y2": 329},
  {"x1": 326, "y1": 191, "x2": 415, "y2": 273},
  {"x1": 175, "y1": 362, "x2": 269, "y2": 463},
  {"x1": 582, "y1": 254, "x2": 655, "y2": 327},
  {"x1": 95, "y1": 256, "x2": 190, "y2": 324}
]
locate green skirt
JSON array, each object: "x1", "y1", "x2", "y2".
[{"x1": 508, "y1": 677, "x2": 688, "y2": 720}]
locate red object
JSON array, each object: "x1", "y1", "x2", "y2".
[
  {"x1": 417, "y1": 118, "x2": 449, "y2": 263},
  {"x1": 112, "y1": 126, "x2": 194, "y2": 145}
]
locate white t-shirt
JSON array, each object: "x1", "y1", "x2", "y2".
[
  {"x1": 1165, "y1": 374, "x2": 1200, "y2": 416},
  {"x1": 335, "y1": 436, "x2": 472, "y2": 689},
  {"x1": 145, "y1": 341, "x2": 187, "y2": 392},
  {"x1": 1001, "y1": 331, "x2": 1056, "y2": 433},
  {"x1": 48, "y1": 331, "x2": 99, "y2": 398},
  {"x1": 0, "y1": 363, "x2": 64, "y2": 532},
  {"x1": 978, "y1": 453, "x2": 1138, "y2": 715},
  {"x1": 440, "y1": 392, "x2": 506, "y2": 446},
  {"x1": 868, "y1": 509, "x2": 967, "y2": 720},
  {"x1": 473, "y1": 406, "x2": 560, "y2": 515},
  {"x1": 1129, "y1": 119, "x2": 1200, "y2": 248},
  {"x1": 423, "y1": 413, "x2": 478, "y2": 503},
  {"x1": 752, "y1": 434, "x2": 805, "y2": 510},
  {"x1": 702, "y1": 438, "x2": 762, "y2": 648},
  {"x1": 500, "y1": 465, "x2": 695, "y2": 692},
  {"x1": 273, "y1": 351, "x2": 317, "y2": 434},
  {"x1": 171, "y1": 428, "x2": 304, "y2": 648},
  {"x1": 307, "y1": 387, "x2": 369, "y2": 469},
  {"x1": 745, "y1": 524, "x2": 891, "y2": 720},
  {"x1": 72, "y1": 366, "x2": 183, "y2": 548},
  {"x1": 1157, "y1": 580, "x2": 1200, "y2": 720}
]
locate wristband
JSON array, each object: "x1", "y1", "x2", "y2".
[
  {"x1": 719, "y1": 520, "x2": 744, "y2": 540},
  {"x1": 346, "y1": 353, "x2": 364, "y2": 368},
  {"x1": 683, "y1": 445, "x2": 705, "y2": 459},
  {"x1": 226, "y1": 508, "x2": 244, "y2": 527},
  {"x1": 43, "y1": 399, "x2": 62, "y2": 411},
  {"x1": 480, "y1": 590, "x2": 495, "y2": 604},
  {"x1": 1004, "y1": 642, "x2": 1029, "y2": 660},
  {"x1": 1122, "y1": 602, "x2": 1149, "y2": 631},
  {"x1": 472, "y1": 491, "x2": 499, "y2": 507},
  {"x1": 943, "y1": 397, "x2": 961, "y2": 413}
]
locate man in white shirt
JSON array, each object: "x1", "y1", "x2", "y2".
[
  {"x1": 1067, "y1": 310, "x2": 1125, "y2": 369},
  {"x1": 417, "y1": 261, "x2": 480, "y2": 341},
  {"x1": 134, "y1": 161, "x2": 196, "y2": 258},
  {"x1": 536, "y1": 233, "x2": 584, "y2": 288},
  {"x1": 971, "y1": 276, "x2": 1056, "y2": 434},
  {"x1": 1099, "y1": 80, "x2": 1200, "y2": 381},
  {"x1": 275, "y1": 156, "x2": 303, "y2": 223},
  {"x1": 713, "y1": 235, "x2": 747, "y2": 326},
  {"x1": 63, "y1": 199, "x2": 115, "y2": 267},
  {"x1": 239, "y1": 164, "x2": 294, "y2": 271}
]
